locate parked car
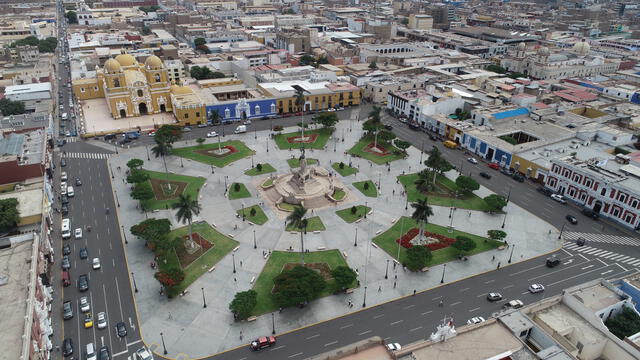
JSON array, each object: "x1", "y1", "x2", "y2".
[
  {"x1": 97, "y1": 312, "x2": 107, "y2": 329},
  {"x1": 384, "y1": 124, "x2": 393, "y2": 131},
  {"x1": 503, "y1": 300, "x2": 524, "y2": 310},
  {"x1": 488, "y1": 162, "x2": 500, "y2": 170},
  {"x1": 63, "y1": 300, "x2": 73, "y2": 320},
  {"x1": 467, "y1": 157, "x2": 478, "y2": 164},
  {"x1": 61, "y1": 194, "x2": 69, "y2": 204},
  {"x1": 115, "y1": 322, "x2": 127, "y2": 337},
  {"x1": 566, "y1": 214, "x2": 578, "y2": 225},
  {"x1": 581, "y1": 207, "x2": 599, "y2": 220},
  {"x1": 550, "y1": 194, "x2": 566, "y2": 204},
  {"x1": 467, "y1": 316, "x2": 486, "y2": 325},
  {"x1": 61, "y1": 204, "x2": 69, "y2": 215},
  {"x1": 546, "y1": 255, "x2": 560, "y2": 268},
  {"x1": 479, "y1": 172, "x2": 492, "y2": 179},
  {"x1": 250, "y1": 336, "x2": 276, "y2": 351},
  {"x1": 75, "y1": 178, "x2": 82, "y2": 186},
  {"x1": 183, "y1": 127, "x2": 192, "y2": 132},
  {"x1": 61, "y1": 159, "x2": 67, "y2": 167},
  {"x1": 528, "y1": 284, "x2": 545, "y2": 293},
  {"x1": 78, "y1": 274, "x2": 89, "y2": 292},
  {"x1": 206, "y1": 131, "x2": 218, "y2": 138},
  {"x1": 386, "y1": 343, "x2": 402, "y2": 351},
  {"x1": 75, "y1": 228, "x2": 82, "y2": 239},
  {"x1": 98, "y1": 346, "x2": 111, "y2": 360},
  {"x1": 197, "y1": 123, "x2": 207, "y2": 128},
  {"x1": 61, "y1": 171, "x2": 68, "y2": 181},
  {"x1": 63, "y1": 243, "x2": 71, "y2": 255},
  {"x1": 61, "y1": 255, "x2": 71, "y2": 270},
  {"x1": 134, "y1": 347, "x2": 154, "y2": 360},
  {"x1": 84, "y1": 313, "x2": 94, "y2": 328},
  {"x1": 63, "y1": 338, "x2": 74, "y2": 357},
  {"x1": 487, "y1": 292, "x2": 502, "y2": 301}
]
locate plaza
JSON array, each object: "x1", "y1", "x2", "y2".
[{"x1": 107, "y1": 110, "x2": 561, "y2": 358}]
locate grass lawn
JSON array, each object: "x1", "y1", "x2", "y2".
[
  {"x1": 262, "y1": 178, "x2": 274, "y2": 188},
  {"x1": 331, "y1": 162, "x2": 358, "y2": 177},
  {"x1": 287, "y1": 158, "x2": 318, "y2": 168},
  {"x1": 352, "y1": 180, "x2": 378, "y2": 197},
  {"x1": 172, "y1": 140, "x2": 253, "y2": 167},
  {"x1": 347, "y1": 135, "x2": 405, "y2": 165},
  {"x1": 278, "y1": 202, "x2": 296, "y2": 212},
  {"x1": 228, "y1": 183, "x2": 251, "y2": 200},
  {"x1": 251, "y1": 250, "x2": 352, "y2": 315},
  {"x1": 398, "y1": 173, "x2": 491, "y2": 212},
  {"x1": 332, "y1": 189, "x2": 346, "y2": 201},
  {"x1": 285, "y1": 216, "x2": 326, "y2": 232},
  {"x1": 244, "y1": 163, "x2": 276, "y2": 176},
  {"x1": 236, "y1": 205, "x2": 268, "y2": 225},
  {"x1": 140, "y1": 170, "x2": 206, "y2": 211},
  {"x1": 373, "y1": 217, "x2": 501, "y2": 267},
  {"x1": 162, "y1": 222, "x2": 239, "y2": 295},
  {"x1": 274, "y1": 128, "x2": 333, "y2": 150},
  {"x1": 335, "y1": 205, "x2": 371, "y2": 223}
]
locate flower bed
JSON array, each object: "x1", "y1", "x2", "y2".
[
  {"x1": 287, "y1": 133, "x2": 319, "y2": 144},
  {"x1": 395, "y1": 228, "x2": 457, "y2": 251},
  {"x1": 363, "y1": 142, "x2": 390, "y2": 156}
]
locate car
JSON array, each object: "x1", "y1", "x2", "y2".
[
  {"x1": 550, "y1": 194, "x2": 566, "y2": 204},
  {"x1": 243, "y1": 119, "x2": 252, "y2": 125},
  {"x1": 529, "y1": 284, "x2": 545, "y2": 293},
  {"x1": 63, "y1": 338, "x2": 74, "y2": 357},
  {"x1": 206, "y1": 131, "x2": 218, "y2": 138},
  {"x1": 546, "y1": 255, "x2": 560, "y2": 268},
  {"x1": 467, "y1": 157, "x2": 478, "y2": 164},
  {"x1": 79, "y1": 247, "x2": 88, "y2": 259},
  {"x1": 61, "y1": 204, "x2": 69, "y2": 215},
  {"x1": 80, "y1": 296, "x2": 90, "y2": 312},
  {"x1": 61, "y1": 194, "x2": 69, "y2": 204},
  {"x1": 386, "y1": 343, "x2": 402, "y2": 351},
  {"x1": 250, "y1": 336, "x2": 276, "y2": 351},
  {"x1": 147, "y1": 130, "x2": 157, "y2": 137},
  {"x1": 581, "y1": 207, "x2": 599, "y2": 220},
  {"x1": 576, "y1": 237, "x2": 586, "y2": 246},
  {"x1": 78, "y1": 274, "x2": 89, "y2": 292},
  {"x1": 63, "y1": 243, "x2": 71, "y2": 255},
  {"x1": 97, "y1": 312, "x2": 107, "y2": 329},
  {"x1": 467, "y1": 316, "x2": 486, "y2": 325},
  {"x1": 488, "y1": 162, "x2": 500, "y2": 170},
  {"x1": 384, "y1": 124, "x2": 393, "y2": 131},
  {"x1": 197, "y1": 123, "x2": 208, "y2": 128},
  {"x1": 327, "y1": 107, "x2": 336, "y2": 112},
  {"x1": 61, "y1": 171, "x2": 68, "y2": 181},
  {"x1": 92, "y1": 257, "x2": 101, "y2": 270},
  {"x1": 75, "y1": 178, "x2": 82, "y2": 186},
  {"x1": 115, "y1": 322, "x2": 127, "y2": 337},
  {"x1": 487, "y1": 292, "x2": 502, "y2": 301},
  {"x1": 479, "y1": 172, "x2": 492, "y2": 179},
  {"x1": 566, "y1": 214, "x2": 578, "y2": 225},
  {"x1": 134, "y1": 347, "x2": 154, "y2": 360},
  {"x1": 512, "y1": 173, "x2": 525, "y2": 182},
  {"x1": 503, "y1": 300, "x2": 524, "y2": 309},
  {"x1": 61, "y1": 255, "x2": 71, "y2": 270},
  {"x1": 98, "y1": 346, "x2": 111, "y2": 360},
  {"x1": 57, "y1": 139, "x2": 66, "y2": 147},
  {"x1": 84, "y1": 313, "x2": 94, "y2": 328},
  {"x1": 183, "y1": 127, "x2": 192, "y2": 132},
  {"x1": 61, "y1": 159, "x2": 67, "y2": 167},
  {"x1": 74, "y1": 228, "x2": 82, "y2": 239},
  {"x1": 104, "y1": 134, "x2": 117, "y2": 140},
  {"x1": 63, "y1": 300, "x2": 73, "y2": 320}
]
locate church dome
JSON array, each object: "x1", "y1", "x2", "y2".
[
  {"x1": 145, "y1": 55, "x2": 163, "y2": 69},
  {"x1": 572, "y1": 39, "x2": 590, "y2": 57},
  {"x1": 115, "y1": 53, "x2": 137, "y2": 67},
  {"x1": 104, "y1": 58, "x2": 121, "y2": 73},
  {"x1": 517, "y1": 42, "x2": 526, "y2": 51},
  {"x1": 537, "y1": 46, "x2": 550, "y2": 57}
]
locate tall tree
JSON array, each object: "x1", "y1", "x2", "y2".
[
  {"x1": 331, "y1": 266, "x2": 357, "y2": 292},
  {"x1": 294, "y1": 88, "x2": 307, "y2": 139},
  {"x1": 150, "y1": 139, "x2": 171, "y2": 179},
  {"x1": 411, "y1": 198, "x2": 434, "y2": 243},
  {"x1": 315, "y1": 112, "x2": 338, "y2": 128},
  {"x1": 367, "y1": 106, "x2": 384, "y2": 147},
  {"x1": 171, "y1": 194, "x2": 201, "y2": 251},
  {"x1": 229, "y1": 290, "x2": 258, "y2": 320},
  {"x1": 126, "y1": 158, "x2": 144, "y2": 170},
  {"x1": 286, "y1": 206, "x2": 308, "y2": 264},
  {"x1": 455, "y1": 175, "x2": 480, "y2": 194},
  {"x1": 452, "y1": 236, "x2": 476, "y2": 256},
  {"x1": 272, "y1": 265, "x2": 326, "y2": 308},
  {"x1": 65, "y1": 11, "x2": 77, "y2": 24},
  {"x1": 405, "y1": 245, "x2": 432, "y2": 271},
  {"x1": 0, "y1": 99, "x2": 26, "y2": 116},
  {"x1": 424, "y1": 146, "x2": 453, "y2": 184},
  {"x1": 484, "y1": 194, "x2": 507, "y2": 212},
  {"x1": 131, "y1": 182, "x2": 154, "y2": 210},
  {"x1": 0, "y1": 198, "x2": 20, "y2": 234}
]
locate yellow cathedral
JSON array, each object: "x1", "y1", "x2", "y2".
[{"x1": 73, "y1": 52, "x2": 206, "y2": 125}]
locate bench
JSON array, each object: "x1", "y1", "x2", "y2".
[
  {"x1": 247, "y1": 316, "x2": 257, "y2": 322},
  {"x1": 375, "y1": 230, "x2": 382, "y2": 235},
  {"x1": 371, "y1": 243, "x2": 379, "y2": 248},
  {"x1": 345, "y1": 288, "x2": 355, "y2": 294},
  {"x1": 228, "y1": 234, "x2": 235, "y2": 238},
  {"x1": 313, "y1": 230, "x2": 320, "y2": 234},
  {"x1": 342, "y1": 251, "x2": 348, "y2": 258},
  {"x1": 317, "y1": 246, "x2": 326, "y2": 250},
  {"x1": 233, "y1": 246, "x2": 240, "y2": 252},
  {"x1": 208, "y1": 266, "x2": 216, "y2": 273},
  {"x1": 250, "y1": 276, "x2": 256, "y2": 284},
  {"x1": 498, "y1": 245, "x2": 506, "y2": 251}
]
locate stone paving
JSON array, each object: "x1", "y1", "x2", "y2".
[{"x1": 107, "y1": 114, "x2": 561, "y2": 358}]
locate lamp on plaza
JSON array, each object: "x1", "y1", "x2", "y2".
[
  {"x1": 385, "y1": 259, "x2": 389, "y2": 279},
  {"x1": 146, "y1": 145, "x2": 150, "y2": 161},
  {"x1": 211, "y1": 164, "x2": 214, "y2": 174},
  {"x1": 364, "y1": 201, "x2": 367, "y2": 218},
  {"x1": 114, "y1": 142, "x2": 118, "y2": 155},
  {"x1": 253, "y1": 229, "x2": 257, "y2": 249},
  {"x1": 405, "y1": 196, "x2": 408, "y2": 210},
  {"x1": 224, "y1": 175, "x2": 228, "y2": 195},
  {"x1": 121, "y1": 225, "x2": 127, "y2": 244},
  {"x1": 115, "y1": 189, "x2": 120, "y2": 208},
  {"x1": 419, "y1": 139, "x2": 424, "y2": 164},
  {"x1": 251, "y1": 155, "x2": 254, "y2": 168},
  {"x1": 362, "y1": 286, "x2": 368, "y2": 308},
  {"x1": 378, "y1": 172, "x2": 381, "y2": 190},
  {"x1": 131, "y1": 272, "x2": 138, "y2": 293},
  {"x1": 254, "y1": 124, "x2": 257, "y2": 140},
  {"x1": 501, "y1": 212, "x2": 507, "y2": 229},
  {"x1": 242, "y1": 202, "x2": 246, "y2": 222},
  {"x1": 232, "y1": 253, "x2": 236, "y2": 274},
  {"x1": 201, "y1": 287, "x2": 207, "y2": 308},
  {"x1": 508, "y1": 244, "x2": 516, "y2": 264},
  {"x1": 558, "y1": 223, "x2": 566, "y2": 240},
  {"x1": 160, "y1": 332, "x2": 168, "y2": 355},
  {"x1": 354, "y1": 227, "x2": 358, "y2": 247},
  {"x1": 271, "y1": 312, "x2": 276, "y2": 335},
  {"x1": 506, "y1": 186, "x2": 512, "y2": 203},
  {"x1": 109, "y1": 162, "x2": 114, "y2": 179},
  {"x1": 180, "y1": 156, "x2": 184, "y2": 168},
  {"x1": 440, "y1": 263, "x2": 447, "y2": 284}
]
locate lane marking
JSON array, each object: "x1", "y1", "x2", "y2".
[
  {"x1": 484, "y1": 280, "x2": 495, "y2": 284},
  {"x1": 409, "y1": 326, "x2": 423, "y2": 332},
  {"x1": 502, "y1": 285, "x2": 513, "y2": 289},
  {"x1": 450, "y1": 301, "x2": 462, "y2": 306},
  {"x1": 601, "y1": 270, "x2": 613, "y2": 275},
  {"x1": 324, "y1": 341, "x2": 338, "y2": 347},
  {"x1": 581, "y1": 265, "x2": 594, "y2": 270},
  {"x1": 271, "y1": 345, "x2": 285, "y2": 351},
  {"x1": 460, "y1": 287, "x2": 470, "y2": 292},
  {"x1": 358, "y1": 330, "x2": 372, "y2": 336},
  {"x1": 390, "y1": 320, "x2": 403, "y2": 326},
  {"x1": 432, "y1": 296, "x2": 442, "y2": 300},
  {"x1": 615, "y1": 263, "x2": 628, "y2": 272},
  {"x1": 373, "y1": 314, "x2": 384, "y2": 319},
  {"x1": 288, "y1": 353, "x2": 303, "y2": 358},
  {"x1": 340, "y1": 324, "x2": 353, "y2": 329},
  {"x1": 469, "y1": 307, "x2": 480, "y2": 312},
  {"x1": 596, "y1": 258, "x2": 608, "y2": 266},
  {"x1": 306, "y1": 334, "x2": 320, "y2": 340},
  {"x1": 403, "y1": 304, "x2": 415, "y2": 310},
  {"x1": 421, "y1": 311, "x2": 432, "y2": 316}
]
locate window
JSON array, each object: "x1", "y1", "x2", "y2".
[
  {"x1": 184, "y1": 113, "x2": 189, "y2": 119},
  {"x1": 94, "y1": 86, "x2": 98, "y2": 91},
  {"x1": 632, "y1": 199, "x2": 639, "y2": 209},
  {"x1": 254, "y1": 105, "x2": 260, "y2": 115},
  {"x1": 114, "y1": 79, "x2": 120, "y2": 87},
  {"x1": 612, "y1": 208, "x2": 620, "y2": 217},
  {"x1": 137, "y1": 90, "x2": 143, "y2": 97},
  {"x1": 80, "y1": 87, "x2": 85, "y2": 93},
  {"x1": 196, "y1": 112, "x2": 200, "y2": 117},
  {"x1": 224, "y1": 108, "x2": 230, "y2": 118},
  {"x1": 270, "y1": 103, "x2": 276, "y2": 113},
  {"x1": 154, "y1": 74, "x2": 160, "y2": 82},
  {"x1": 601, "y1": 188, "x2": 606, "y2": 196},
  {"x1": 618, "y1": 193, "x2": 627, "y2": 203}
]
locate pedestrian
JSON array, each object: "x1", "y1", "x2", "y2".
[
  {"x1": 393, "y1": 189, "x2": 395, "y2": 195},
  {"x1": 56, "y1": 345, "x2": 60, "y2": 352},
  {"x1": 497, "y1": 262, "x2": 501, "y2": 269},
  {"x1": 240, "y1": 260, "x2": 243, "y2": 267},
  {"x1": 468, "y1": 211, "x2": 471, "y2": 217},
  {"x1": 393, "y1": 262, "x2": 396, "y2": 270},
  {"x1": 491, "y1": 255, "x2": 495, "y2": 261},
  {"x1": 393, "y1": 281, "x2": 397, "y2": 288},
  {"x1": 413, "y1": 290, "x2": 416, "y2": 296},
  {"x1": 394, "y1": 274, "x2": 397, "y2": 280},
  {"x1": 240, "y1": 331, "x2": 243, "y2": 340},
  {"x1": 378, "y1": 286, "x2": 382, "y2": 292}
]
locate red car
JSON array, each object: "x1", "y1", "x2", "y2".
[
  {"x1": 488, "y1": 162, "x2": 500, "y2": 170},
  {"x1": 250, "y1": 336, "x2": 276, "y2": 351}
]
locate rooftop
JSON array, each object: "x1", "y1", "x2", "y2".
[
  {"x1": 4, "y1": 82, "x2": 51, "y2": 95},
  {"x1": 0, "y1": 128, "x2": 45, "y2": 165},
  {"x1": 0, "y1": 182, "x2": 43, "y2": 224},
  {"x1": 570, "y1": 283, "x2": 623, "y2": 312}
]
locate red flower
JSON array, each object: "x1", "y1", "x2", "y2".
[{"x1": 395, "y1": 229, "x2": 456, "y2": 250}]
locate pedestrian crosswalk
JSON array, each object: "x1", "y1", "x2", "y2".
[
  {"x1": 62, "y1": 152, "x2": 112, "y2": 159},
  {"x1": 564, "y1": 231, "x2": 639, "y2": 247},
  {"x1": 64, "y1": 137, "x2": 79, "y2": 143},
  {"x1": 564, "y1": 243, "x2": 640, "y2": 267}
]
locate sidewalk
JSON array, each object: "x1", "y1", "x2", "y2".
[{"x1": 109, "y1": 116, "x2": 561, "y2": 358}]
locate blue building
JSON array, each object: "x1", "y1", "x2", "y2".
[
  {"x1": 462, "y1": 133, "x2": 513, "y2": 168},
  {"x1": 206, "y1": 98, "x2": 277, "y2": 123}
]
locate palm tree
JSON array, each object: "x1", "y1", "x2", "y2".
[
  {"x1": 286, "y1": 205, "x2": 308, "y2": 264},
  {"x1": 294, "y1": 88, "x2": 307, "y2": 139},
  {"x1": 151, "y1": 138, "x2": 171, "y2": 182},
  {"x1": 209, "y1": 110, "x2": 220, "y2": 125},
  {"x1": 411, "y1": 198, "x2": 434, "y2": 243},
  {"x1": 172, "y1": 194, "x2": 201, "y2": 251},
  {"x1": 414, "y1": 169, "x2": 432, "y2": 193},
  {"x1": 368, "y1": 106, "x2": 382, "y2": 148}
]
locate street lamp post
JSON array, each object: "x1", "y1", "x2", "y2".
[
  {"x1": 253, "y1": 229, "x2": 257, "y2": 249},
  {"x1": 254, "y1": 124, "x2": 257, "y2": 140},
  {"x1": 354, "y1": 227, "x2": 358, "y2": 247},
  {"x1": 121, "y1": 225, "x2": 127, "y2": 244},
  {"x1": 109, "y1": 162, "x2": 114, "y2": 179},
  {"x1": 506, "y1": 187, "x2": 512, "y2": 203},
  {"x1": 160, "y1": 332, "x2": 168, "y2": 355},
  {"x1": 115, "y1": 189, "x2": 120, "y2": 208},
  {"x1": 114, "y1": 142, "x2": 118, "y2": 155},
  {"x1": 232, "y1": 253, "x2": 236, "y2": 273},
  {"x1": 211, "y1": 164, "x2": 214, "y2": 174},
  {"x1": 364, "y1": 201, "x2": 367, "y2": 218},
  {"x1": 271, "y1": 312, "x2": 276, "y2": 334},
  {"x1": 362, "y1": 286, "x2": 367, "y2": 308},
  {"x1": 508, "y1": 244, "x2": 516, "y2": 264},
  {"x1": 419, "y1": 139, "x2": 424, "y2": 164},
  {"x1": 146, "y1": 145, "x2": 150, "y2": 161},
  {"x1": 385, "y1": 259, "x2": 389, "y2": 279},
  {"x1": 558, "y1": 223, "x2": 566, "y2": 239},
  {"x1": 180, "y1": 156, "x2": 184, "y2": 168},
  {"x1": 405, "y1": 197, "x2": 408, "y2": 210},
  {"x1": 440, "y1": 263, "x2": 446, "y2": 283},
  {"x1": 251, "y1": 155, "x2": 254, "y2": 168},
  {"x1": 242, "y1": 202, "x2": 245, "y2": 222},
  {"x1": 378, "y1": 172, "x2": 381, "y2": 190},
  {"x1": 131, "y1": 272, "x2": 138, "y2": 292},
  {"x1": 201, "y1": 287, "x2": 207, "y2": 308},
  {"x1": 501, "y1": 211, "x2": 507, "y2": 229},
  {"x1": 224, "y1": 176, "x2": 228, "y2": 195}
]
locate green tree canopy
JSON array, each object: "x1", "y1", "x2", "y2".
[
  {"x1": 425, "y1": 146, "x2": 453, "y2": 174},
  {"x1": 127, "y1": 169, "x2": 150, "y2": 184},
  {"x1": 0, "y1": 98, "x2": 26, "y2": 116},
  {"x1": 452, "y1": 236, "x2": 476, "y2": 255},
  {"x1": 378, "y1": 130, "x2": 396, "y2": 142},
  {"x1": 131, "y1": 182, "x2": 154, "y2": 206},
  {"x1": 229, "y1": 290, "x2": 258, "y2": 320},
  {"x1": 331, "y1": 266, "x2": 357, "y2": 291},
  {"x1": 65, "y1": 11, "x2": 77, "y2": 24},
  {"x1": 155, "y1": 124, "x2": 183, "y2": 145},
  {"x1": 487, "y1": 230, "x2": 507, "y2": 242},
  {"x1": 315, "y1": 112, "x2": 339, "y2": 128},
  {"x1": 394, "y1": 139, "x2": 411, "y2": 152},
  {"x1": 299, "y1": 54, "x2": 316, "y2": 66},
  {"x1": 405, "y1": 245, "x2": 432, "y2": 271},
  {"x1": 369, "y1": 61, "x2": 378, "y2": 69},
  {"x1": 273, "y1": 265, "x2": 326, "y2": 308},
  {"x1": 130, "y1": 218, "x2": 171, "y2": 249},
  {"x1": 0, "y1": 198, "x2": 20, "y2": 233},
  {"x1": 189, "y1": 66, "x2": 226, "y2": 80},
  {"x1": 455, "y1": 175, "x2": 480, "y2": 194},
  {"x1": 484, "y1": 194, "x2": 507, "y2": 212},
  {"x1": 154, "y1": 266, "x2": 185, "y2": 291},
  {"x1": 139, "y1": 5, "x2": 160, "y2": 13},
  {"x1": 126, "y1": 158, "x2": 144, "y2": 170},
  {"x1": 362, "y1": 118, "x2": 383, "y2": 134},
  {"x1": 486, "y1": 64, "x2": 506, "y2": 74},
  {"x1": 605, "y1": 306, "x2": 640, "y2": 340},
  {"x1": 194, "y1": 37, "x2": 206, "y2": 47}
]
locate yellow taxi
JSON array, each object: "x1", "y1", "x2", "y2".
[{"x1": 84, "y1": 313, "x2": 93, "y2": 329}]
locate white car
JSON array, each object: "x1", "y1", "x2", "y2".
[
  {"x1": 92, "y1": 258, "x2": 101, "y2": 270},
  {"x1": 61, "y1": 182, "x2": 67, "y2": 192},
  {"x1": 97, "y1": 312, "x2": 107, "y2": 329},
  {"x1": 61, "y1": 171, "x2": 68, "y2": 181},
  {"x1": 467, "y1": 316, "x2": 485, "y2": 325},
  {"x1": 386, "y1": 343, "x2": 401, "y2": 351},
  {"x1": 134, "y1": 347, "x2": 154, "y2": 360},
  {"x1": 467, "y1": 157, "x2": 478, "y2": 164},
  {"x1": 206, "y1": 131, "x2": 218, "y2": 138},
  {"x1": 550, "y1": 194, "x2": 566, "y2": 204},
  {"x1": 243, "y1": 119, "x2": 252, "y2": 125},
  {"x1": 80, "y1": 296, "x2": 90, "y2": 312},
  {"x1": 529, "y1": 284, "x2": 545, "y2": 293},
  {"x1": 74, "y1": 228, "x2": 82, "y2": 239}
]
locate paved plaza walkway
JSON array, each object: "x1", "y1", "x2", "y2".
[{"x1": 108, "y1": 116, "x2": 561, "y2": 358}]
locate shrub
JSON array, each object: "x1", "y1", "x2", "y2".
[
  {"x1": 339, "y1": 162, "x2": 345, "y2": 169},
  {"x1": 234, "y1": 183, "x2": 241, "y2": 192},
  {"x1": 350, "y1": 206, "x2": 357, "y2": 214},
  {"x1": 256, "y1": 163, "x2": 263, "y2": 172},
  {"x1": 250, "y1": 207, "x2": 257, "y2": 217},
  {"x1": 364, "y1": 182, "x2": 370, "y2": 190},
  {"x1": 273, "y1": 125, "x2": 284, "y2": 132}
]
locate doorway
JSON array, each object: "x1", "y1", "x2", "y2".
[
  {"x1": 139, "y1": 103, "x2": 148, "y2": 115},
  {"x1": 119, "y1": 109, "x2": 126, "y2": 118},
  {"x1": 593, "y1": 201, "x2": 602, "y2": 214},
  {"x1": 160, "y1": 104, "x2": 166, "y2": 112}
]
